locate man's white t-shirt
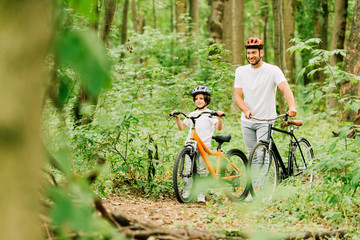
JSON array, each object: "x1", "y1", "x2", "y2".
[
  {"x1": 183, "y1": 110, "x2": 218, "y2": 147},
  {"x1": 234, "y1": 62, "x2": 287, "y2": 122}
]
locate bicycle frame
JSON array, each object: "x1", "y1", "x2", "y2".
[
  {"x1": 263, "y1": 122, "x2": 308, "y2": 179},
  {"x1": 189, "y1": 127, "x2": 242, "y2": 180}
]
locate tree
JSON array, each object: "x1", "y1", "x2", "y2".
[
  {"x1": 175, "y1": 0, "x2": 187, "y2": 34},
  {"x1": 0, "y1": 1, "x2": 52, "y2": 240},
  {"x1": 233, "y1": 0, "x2": 245, "y2": 65},
  {"x1": 89, "y1": 0, "x2": 100, "y2": 31},
  {"x1": 272, "y1": 0, "x2": 286, "y2": 113},
  {"x1": 284, "y1": 0, "x2": 297, "y2": 83},
  {"x1": 329, "y1": 0, "x2": 348, "y2": 109},
  {"x1": 121, "y1": 0, "x2": 130, "y2": 45},
  {"x1": 208, "y1": 0, "x2": 225, "y2": 44},
  {"x1": 223, "y1": 0, "x2": 233, "y2": 62},
  {"x1": 100, "y1": 0, "x2": 117, "y2": 46},
  {"x1": 131, "y1": 0, "x2": 139, "y2": 33},
  {"x1": 190, "y1": 0, "x2": 199, "y2": 34},
  {"x1": 261, "y1": 0, "x2": 270, "y2": 62},
  {"x1": 340, "y1": 0, "x2": 360, "y2": 123}
]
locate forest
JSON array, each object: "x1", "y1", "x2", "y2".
[{"x1": 1, "y1": 0, "x2": 360, "y2": 239}]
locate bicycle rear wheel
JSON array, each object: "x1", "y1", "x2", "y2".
[
  {"x1": 248, "y1": 142, "x2": 279, "y2": 197},
  {"x1": 173, "y1": 147, "x2": 196, "y2": 203},
  {"x1": 293, "y1": 138, "x2": 314, "y2": 182}
]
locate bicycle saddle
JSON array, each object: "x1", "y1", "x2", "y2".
[
  {"x1": 285, "y1": 120, "x2": 303, "y2": 126},
  {"x1": 212, "y1": 134, "x2": 231, "y2": 143}
]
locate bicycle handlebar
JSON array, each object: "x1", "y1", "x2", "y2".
[
  {"x1": 169, "y1": 111, "x2": 226, "y2": 119},
  {"x1": 250, "y1": 113, "x2": 288, "y2": 122}
]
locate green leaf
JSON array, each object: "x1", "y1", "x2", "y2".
[
  {"x1": 329, "y1": 141, "x2": 337, "y2": 152},
  {"x1": 355, "y1": 136, "x2": 360, "y2": 146},
  {"x1": 56, "y1": 31, "x2": 112, "y2": 97}
]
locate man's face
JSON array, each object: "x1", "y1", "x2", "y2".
[{"x1": 246, "y1": 48, "x2": 263, "y2": 66}]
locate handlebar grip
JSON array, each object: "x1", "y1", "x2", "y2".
[
  {"x1": 211, "y1": 111, "x2": 226, "y2": 117},
  {"x1": 169, "y1": 112, "x2": 180, "y2": 117}
]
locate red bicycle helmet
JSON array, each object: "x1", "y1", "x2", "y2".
[{"x1": 245, "y1": 37, "x2": 264, "y2": 49}]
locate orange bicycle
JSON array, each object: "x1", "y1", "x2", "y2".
[{"x1": 169, "y1": 111, "x2": 251, "y2": 203}]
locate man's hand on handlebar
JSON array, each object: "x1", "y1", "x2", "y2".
[{"x1": 245, "y1": 110, "x2": 254, "y2": 119}]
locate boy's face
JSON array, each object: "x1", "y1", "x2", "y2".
[{"x1": 194, "y1": 94, "x2": 206, "y2": 108}]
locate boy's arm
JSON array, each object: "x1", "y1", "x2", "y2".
[
  {"x1": 215, "y1": 111, "x2": 224, "y2": 131},
  {"x1": 175, "y1": 116, "x2": 186, "y2": 131}
]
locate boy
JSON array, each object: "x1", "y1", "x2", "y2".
[{"x1": 171, "y1": 86, "x2": 224, "y2": 203}]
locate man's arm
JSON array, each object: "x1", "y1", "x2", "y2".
[
  {"x1": 278, "y1": 81, "x2": 297, "y2": 117},
  {"x1": 234, "y1": 88, "x2": 253, "y2": 119}
]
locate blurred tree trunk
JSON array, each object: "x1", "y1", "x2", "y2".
[
  {"x1": 253, "y1": 0, "x2": 260, "y2": 36},
  {"x1": 121, "y1": 0, "x2": 129, "y2": 44},
  {"x1": 233, "y1": 0, "x2": 244, "y2": 65},
  {"x1": 152, "y1": 0, "x2": 157, "y2": 28},
  {"x1": 262, "y1": 0, "x2": 269, "y2": 62},
  {"x1": 208, "y1": 0, "x2": 225, "y2": 44},
  {"x1": 0, "y1": 1, "x2": 52, "y2": 240},
  {"x1": 175, "y1": 0, "x2": 187, "y2": 34},
  {"x1": 329, "y1": 0, "x2": 348, "y2": 109},
  {"x1": 89, "y1": 0, "x2": 100, "y2": 31},
  {"x1": 190, "y1": 0, "x2": 199, "y2": 34},
  {"x1": 272, "y1": 0, "x2": 286, "y2": 114},
  {"x1": 340, "y1": 0, "x2": 360, "y2": 123},
  {"x1": 101, "y1": 0, "x2": 117, "y2": 46},
  {"x1": 283, "y1": 0, "x2": 296, "y2": 84},
  {"x1": 223, "y1": 0, "x2": 233, "y2": 62},
  {"x1": 312, "y1": 0, "x2": 328, "y2": 83},
  {"x1": 131, "y1": 0, "x2": 138, "y2": 32}
]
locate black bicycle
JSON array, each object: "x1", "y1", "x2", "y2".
[{"x1": 248, "y1": 114, "x2": 314, "y2": 197}]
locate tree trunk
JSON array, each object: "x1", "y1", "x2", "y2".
[
  {"x1": 101, "y1": 0, "x2": 117, "y2": 46},
  {"x1": 89, "y1": 0, "x2": 100, "y2": 31},
  {"x1": 283, "y1": 0, "x2": 297, "y2": 84},
  {"x1": 254, "y1": 0, "x2": 260, "y2": 36},
  {"x1": 0, "y1": 1, "x2": 52, "y2": 240},
  {"x1": 329, "y1": 0, "x2": 348, "y2": 109},
  {"x1": 262, "y1": 0, "x2": 269, "y2": 62},
  {"x1": 152, "y1": 0, "x2": 157, "y2": 29},
  {"x1": 340, "y1": 0, "x2": 360, "y2": 123},
  {"x1": 272, "y1": 0, "x2": 286, "y2": 114},
  {"x1": 175, "y1": 0, "x2": 187, "y2": 34},
  {"x1": 131, "y1": 0, "x2": 138, "y2": 32},
  {"x1": 312, "y1": 0, "x2": 328, "y2": 83},
  {"x1": 233, "y1": 0, "x2": 244, "y2": 65},
  {"x1": 223, "y1": 0, "x2": 233, "y2": 62},
  {"x1": 190, "y1": 0, "x2": 199, "y2": 34},
  {"x1": 208, "y1": 0, "x2": 225, "y2": 44},
  {"x1": 121, "y1": 0, "x2": 129, "y2": 45}
]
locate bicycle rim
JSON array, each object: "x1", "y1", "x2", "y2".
[
  {"x1": 293, "y1": 138, "x2": 314, "y2": 183},
  {"x1": 221, "y1": 149, "x2": 250, "y2": 201},
  {"x1": 173, "y1": 148, "x2": 196, "y2": 203},
  {"x1": 249, "y1": 142, "x2": 279, "y2": 197}
]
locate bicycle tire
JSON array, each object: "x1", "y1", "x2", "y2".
[
  {"x1": 293, "y1": 138, "x2": 314, "y2": 182},
  {"x1": 221, "y1": 149, "x2": 251, "y2": 201},
  {"x1": 173, "y1": 147, "x2": 196, "y2": 203},
  {"x1": 248, "y1": 141, "x2": 279, "y2": 197}
]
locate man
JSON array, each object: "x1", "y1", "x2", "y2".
[{"x1": 234, "y1": 37, "x2": 297, "y2": 156}]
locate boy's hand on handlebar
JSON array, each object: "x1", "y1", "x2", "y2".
[
  {"x1": 216, "y1": 111, "x2": 225, "y2": 118},
  {"x1": 170, "y1": 110, "x2": 180, "y2": 117},
  {"x1": 287, "y1": 108, "x2": 297, "y2": 117}
]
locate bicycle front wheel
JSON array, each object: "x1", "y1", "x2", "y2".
[
  {"x1": 248, "y1": 142, "x2": 279, "y2": 197},
  {"x1": 293, "y1": 138, "x2": 314, "y2": 182},
  {"x1": 221, "y1": 149, "x2": 250, "y2": 201},
  {"x1": 173, "y1": 147, "x2": 196, "y2": 203}
]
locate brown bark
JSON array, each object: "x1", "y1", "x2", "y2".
[
  {"x1": 233, "y1": 0, "x2": 244, "y2": 65},
  {"x1": 175, "y1": 0, "x2": 187, "y2": 34},
  {"x1": 0, "y1": 1, "x2": 52, "y2": 240},
  {"x1": 208, "y1": 0, "x2": 225, "y2": 44},
  {"x1": 131, "y1": 0, "x2": 138, "y2": 32},
  {"x1": 100, "y1": 0, "x2": 117, "y2": 46},
  {"x1": 223, "y1": 0, "x2": 233, "y2": 62},
  {"x1": 190, "y1": 0, "x2": 199, "y2": 34},
  {"x1": 121, "y1": 0, "x2": 130, "y2": 44},
  {"x1": 283, "y1": 0, "x2": 297, "y2": 84},
  {"x1": 340, "y1": 0, "x2": 360, "y2": 122},
  {"x1": 329, "y1": 0, "x2": 348, "y2": 109},
  {"x1": 272, "y1": 0, "x2": 286, "y2": 113},
  {"x1": 262, "y1": 0, "x2": 269, "y2": 62}
]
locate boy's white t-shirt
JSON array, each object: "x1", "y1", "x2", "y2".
[
  {"x1": 234, "y1": 62, "x2": 287, "y2": 122},
  {"x1": 183, "y1": 109, "x2": 218, "y2": 147}
]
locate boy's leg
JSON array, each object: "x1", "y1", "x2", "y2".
[{"x1": 196, "y1": 152, "x2": 207, "y2": 203}]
